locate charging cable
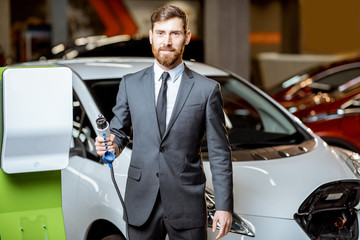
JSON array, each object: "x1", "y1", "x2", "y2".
[{"x1": 96, "y1": 114, "x2": 129, "y2": 240}]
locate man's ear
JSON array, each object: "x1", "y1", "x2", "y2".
[
  {"x1": 185, "y1": 30, "x2": 191, "y2": 45},
  {"x1": 149, "y1": 30, "x2": 153, "y2": 44}
]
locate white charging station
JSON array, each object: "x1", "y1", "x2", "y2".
[{"x1": 1, "y1": 67, "x2": 73, "y2": 174}]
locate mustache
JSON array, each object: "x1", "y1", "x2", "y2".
[{"x1": 158, "y1": 47, "x2": 176, "y2": 51}]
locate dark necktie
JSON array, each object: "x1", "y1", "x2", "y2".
[{"x1": 157, "y1": 72, "x2": 170, "y2": 138}]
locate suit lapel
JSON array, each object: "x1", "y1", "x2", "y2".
[
  {"x1": 142, "y1": 65, "x2": 162, "y2": 140},
  {"x1": 163, "y1": 66, "x2": 194, "y2": 139}
]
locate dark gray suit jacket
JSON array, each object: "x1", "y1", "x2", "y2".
[{"x1": 110, "y1": 64, "x2": 233, "y2": 230}]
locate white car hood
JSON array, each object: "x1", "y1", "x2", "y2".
[{"x1": 204, "y1": 138, "x2": 357, "y2": 219}]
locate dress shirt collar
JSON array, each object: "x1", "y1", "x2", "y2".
[{"x1": 154, "y1": 61, "x2": 185, "y2": 83}]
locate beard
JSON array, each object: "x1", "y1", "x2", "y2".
[{"x1": 152, "y1": 44, "x2": 185, "y2": 68}]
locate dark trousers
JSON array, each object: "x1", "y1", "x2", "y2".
[{"x1": 128, "y1": 192, "x2": 207, "y2": 240}]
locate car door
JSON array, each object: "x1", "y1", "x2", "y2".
[{"x1": 62, "y1": 84, "x2": 128, "y2": 240}]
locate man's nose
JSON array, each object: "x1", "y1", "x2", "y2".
[{"x1": 163, "y1": 34, "x2": 172, "y2": 46}]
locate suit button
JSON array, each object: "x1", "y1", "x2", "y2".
[
  {"x1": 156, "y1": 173, "x2": 159, "y2": 177},
  {"x1": 159, "y1": 147, "x2": 165, "y2": 153}
]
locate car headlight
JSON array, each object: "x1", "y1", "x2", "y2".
[
  {"x1": 346, "y1": 152, "x2": 360, "y2": 177},
  {"x1": 206, "y1": 188, "x2": 255, "y2": 237},
  {"x1": 333, "y1": 146, "x2": 360, "y2": 177}
]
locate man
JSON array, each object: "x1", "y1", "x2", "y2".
[{"x1": 95, "y1": 5, "x2": 233, "y2": 240}]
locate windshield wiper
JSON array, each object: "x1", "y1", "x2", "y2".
[{"x1": 230, "y1": 141, "x2": 295, "y2": 150}]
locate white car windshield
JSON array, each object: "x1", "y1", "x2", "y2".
[{"x1": 86, "y1": 75, "x2": 313, "y2": 161}]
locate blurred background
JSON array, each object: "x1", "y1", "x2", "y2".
[{"x1": 0, "y1": 0, "x2": 359, "y2": 90}]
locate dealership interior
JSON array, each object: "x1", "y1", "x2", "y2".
[
  {"x1": 1, "y1": 1, "x2": 360, "y2": 240},
  {"x1": 0, "y1": 0, "x2": 359, "y2": 89}
]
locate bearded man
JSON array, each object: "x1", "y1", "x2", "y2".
[{"x1": 95, "y1": 5, "x2": 233, "y2": 240}]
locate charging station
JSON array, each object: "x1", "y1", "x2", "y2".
[{"x1": 0, "y1": 67, "x2": 72, "y2": 240}]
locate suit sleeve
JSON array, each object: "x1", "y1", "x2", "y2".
[
  {"x1": 206, "y1": 82, "x2": 233, "y2": 212},
  {"x1": 110, "y1": 76, "x2": 132, "y2": 150}
]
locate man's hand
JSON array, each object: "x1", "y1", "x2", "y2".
[
  {"x1": 212, "y1": 210, "x2": 232, "y2": 240},
  {"x1": 95, "y1": 133, "x2": 116, "y2": 156}
]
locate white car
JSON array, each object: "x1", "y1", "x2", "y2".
[{"x1": 18, "y1": 57, "x2": 360, "y2": 240}]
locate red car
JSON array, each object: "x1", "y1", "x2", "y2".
[{"x1": 270, "y1": 58, "x2": 360, "y2": 152}]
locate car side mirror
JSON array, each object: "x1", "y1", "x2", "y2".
[
  {"x1": 0, "y1": 67, "x2": 73, "y2": 174},
  {"x1": 337, "y1": 94, "x2": 360, "y2": 115}
]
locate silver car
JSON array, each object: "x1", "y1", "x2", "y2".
[{"x1": 18, "y1": 57, "x2": 360, "y2": 240}]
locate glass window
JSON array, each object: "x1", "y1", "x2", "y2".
[
  {"x1": 84, "y1": 76, "x2": 313, "y2": 161},
  {"x1": 209, "y1": 77, "x2": 308, "y2": 151},
  {"x1": 87, "y1": 80, "x2": 120, "y2": 121},
  {"x1": 286, "y1": 67, "x2": 360, "y2": 100},
  {"x1": 71, "y1": 91, "x2": 99, "y2": 161},
  {"x1": 314, "y1": 68, "x2": 360, "y2": 91}
]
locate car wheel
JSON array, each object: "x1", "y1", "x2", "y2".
[{"x1": 101, "y1": 234, "x2": 125, "y2": 240}]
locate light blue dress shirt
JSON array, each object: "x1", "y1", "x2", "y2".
[{"x1": 154, "y1": 61, "x2": 184, "y2": 128}]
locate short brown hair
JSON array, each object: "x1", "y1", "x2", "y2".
[{"x1": 150, "y1": 5, "x2": 189, "y2": 33}]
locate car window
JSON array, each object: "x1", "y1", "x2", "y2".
[
  {"x1": 284, "y1": 67, "x2": 360, "y2": 101},
  {"x1": 71, "y1": 91, "x2": 99, "y2": 161},
  {"x1": 85, "y1": 79, "x2": 135, "y2": 149},
  {"x1": 85, "y1": 76, "x2": 313, "y2": 161},
  {"x1": 207, "y1": 77, "x2": 308, "y2": 151},
  {"x1": 309, "y1": 68, "x2": 360, "y2": 92},
  {"x1": 87, "y1": 80, "x2": 120, "y2": 121}
]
